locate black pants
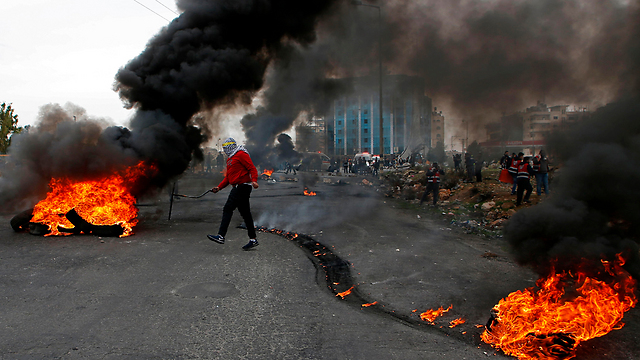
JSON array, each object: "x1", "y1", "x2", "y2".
[
  {"x1": 218, "y1": 184, "x2": 256, "y2": 239},
  {"x1": 516, "y1": 178, "x2": 532, "y2": 205},
  {"x1": 420, "y1": 183, "x2": 439, "y2": 205}
]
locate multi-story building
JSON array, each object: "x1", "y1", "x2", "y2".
[
  {"x1": 295, "y1": 116, "x2": 326, "y2": 154},
  {"x1": 481, "y1": 101, "x2": 590, "y2": 155},
  {"x1": 431, "y1": 107, "x2": 445, "y2": 148},
  {"x1": 325, "y1": 75, "x2": 433, "y2": 156}
]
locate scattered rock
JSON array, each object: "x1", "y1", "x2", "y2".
[
  {"x1": 501, "y1": 202, "x2": 515, "y2": 209},
  {"x1": 481, "y1": 201, "x2": 496, "y2": 211}
]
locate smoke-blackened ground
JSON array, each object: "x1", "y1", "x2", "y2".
[{"x1": 505, "y1": 96, "x2": 640, "y2": 278}]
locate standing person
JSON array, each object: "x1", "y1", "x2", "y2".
[
  {"x1": 516, "y1": 156, "x2": 534, "y2": 206},
  {"x1": 464, "y1": 153, "x2": 475, "y2": 182},
  {"x1": 216, "y1": 151, "x2": 225, "y2": 170},
  {"x1": 475, "y1": 151, "x2": 484, "y2": 182},
  {"x1": 453, "y1": 153, "x2": 461, "y2": 171},
  {"x1": 420, "y1": 162, "x2": 445, "y2": 205},
  {"x1": 498, "y1": 151, "x2": 512, "y2": 183},
  {"x1": 499, "y1": 151, "x2": 510, "y2": 170},
  {"x1": 208, "y1": 138, "x2": 260, "y2": 250},
  {"x1": 205, "y1": 152, "x2": 212, "y2": 173},
  {"x1": 508, "y1": 152, "x2": 522, "y2": 195},
  {"x1": 533, "y1": 149, "x2": 550, "y2": 195},
  {"x1": 372, "y1": 159, "x2": 380, "y2": 176}
]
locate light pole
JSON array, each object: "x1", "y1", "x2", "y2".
[
  {"x1": 351, "y1": 1, "x2": 383, "y2": 157},
  {"x1": 461, "y1": 119, "x2": 469, "y2": 152}
]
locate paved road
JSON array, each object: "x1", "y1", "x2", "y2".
[{"x1": 1, "y1": 172, "x2": 638, "y2": 359}]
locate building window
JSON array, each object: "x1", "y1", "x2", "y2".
[
  {"x1": 364, "y1": 138, "x2": 369, "y2": 143},
  {"x1": 338, "y1": 130, "x2": 342, "y2": 134},
  {"x1": 338, "y1": 120, "x2": 342, "y2": 125},
  {"x1": 436, "y1": 134, "x2": 441, "y2": 138},
  {"x1": 364, "y1": 119, "x2": 368, "y2": 124},
  {"x1": 338, "y1": 139, "x2": 342, "y2": 144},
  {"x1": 436, "y1": 126, "x2": 441, "y2": 130},
  {"x1": 553, "y1": 116, "x2": 558, "y2": 119},
  {"x1": 364, "y1": 109, "x2": 368, "y2": 114},
  {"x1": 364, "y1": 129, "x2": 368, "y2": 133},
  {"x1": 352, "y1": 120, "x2": 356, "y2": 124},
  {"x1": 338, "y1": 111, "x2": 342, "y2": 116}
]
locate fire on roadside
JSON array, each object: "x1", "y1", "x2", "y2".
[
  {"x1": 420, "y1": 305, "x2": 453, "y2": 323},
  {"x1": 481, "y1": 254, "x2": 637, "y2": 360},
  {"x1": 303, "y1": 187, "x2": 317, "y2": 196},
  {"x1": 261, "y1": 169, "x2": 274, "y2": 178},
  {"x1": 30, "y1": 161, "x2": 157, "y2": 237}
]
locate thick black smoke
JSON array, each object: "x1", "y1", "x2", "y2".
[
  {"x1": 505, "y1": 96, "x2": 640, "y2": 278},
  {"x1": 239, "y1": 0, "x2": 640, "y2": 156},
  {"x1": 114, "y1": 0, "x2": 341, "y2": 176},
  {"x1": 241, "y1": 42, "x2": 352, "y2": 166},
  {"x1": 0, "y1": 0, "x2": 342, "y2": 210}
]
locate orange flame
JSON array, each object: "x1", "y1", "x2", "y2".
[
  {"x1": 303, "y1": 187, "x2": 317, "y2": 196},
  {"x1": 336, "y1": 286, "x2": 354, "y2": 299},
  {"x1": 362, "y1": 301, "x2": 378, "y2": 307},
  {"x1": 262, "y1": 169, "x2": 274, "y2": 177},
  {"x1": 449, "y1": 318, "x2": 466, "y2": 328},
  {"x1": 481, "y1": 254, "x2": 637, "y2": 359},
  {"x1": 31, "y1": 161, "x2": 156, "y2": 237},
  {"x1": 420, "y1": 305, "x2": 452, "y2": 323}
]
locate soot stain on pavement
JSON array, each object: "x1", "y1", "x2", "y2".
[{"x1": 239, "y1": 224, "x2": 488, "y2": 346}]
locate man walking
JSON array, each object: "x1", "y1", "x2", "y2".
[
  {"x1": 208, "y1": 138, "x2": 260, "y2": 250},
  {"x1": 516, "y1": 156, "x2": 534, "y2": 206},
  {"x1": 508, "y1": 152, "x2": 522, "y2": 195}
]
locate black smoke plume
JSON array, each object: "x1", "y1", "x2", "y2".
[
  {"x1": 239, "y1": 0, "x2": 640, "y2": 155},
  {"x1": 0, "y1": 0, "x2": 341, "y2": 210},
  {"x1": 504, "y1": 96, "x2": 640, "y2": 279}
]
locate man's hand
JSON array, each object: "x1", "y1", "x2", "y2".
[
  {"x1": 252, "y1": 181, "x2": 259, "y2": 189},
  {"x1": 211, "y1": 187, "x2": 219, "y2": 193}
]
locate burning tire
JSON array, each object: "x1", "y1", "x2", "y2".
[{"x1": 10, "y1": 208, "x2": 33, "y2": 232}]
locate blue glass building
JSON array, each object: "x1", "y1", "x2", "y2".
[{"x1": 327, "y1": 75, "x2": 432, "y2": 156}]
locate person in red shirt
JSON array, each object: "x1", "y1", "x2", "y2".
[{"x1": 207, "y1": 138, "x2": 260, "y2": 250}]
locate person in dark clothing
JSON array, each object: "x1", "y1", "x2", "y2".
[
  {"x1": 205, "y1": 153, "x2": 212, "y2": 173},
  {"x1": 516, "y1": 156, "x2": 535, "y2": 206},
  {"x1": 499, "y1": 151, "x2": 510, "y2": 170},
  {"x1": 533, "y1": 149, "x2": 550, "y2": 195},
  {"x1": 208, "y1": 138, "x2": 260, "y2": 250},
  {"x1": 216, "y1": 152, "x2": 225, "y2": 170},
  {"x1": 464, "y1": 153, "x2": 475, "y2": 182},
  {"x1": 372, "y1": 160, "x2": 380, "y2": 176},
  {"x1": 453, "y1": 154, "x2": 462, "y2": 171},
  {"x1": 420, "y1": 162, "x2": 445, "y2": 205},
  {"x1": 475, "y1": 151, "x2": 484, "y2": 182},
  {"x1": 508, "y1": 152, "x2": 522, "y2": 195}
]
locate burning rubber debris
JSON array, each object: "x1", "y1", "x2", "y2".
[
  {"x1": 481, "y1": 254, "x2": 637, "y2": 360},
  {"x1": 249, "y1": 223, "x2": 639, "y2": 358},
  {"x1": 303, "y1": 187, "x2": 317, "y2": 196},
  {"x1": 11, "y1": 161, "x2": 156, "y2": 237}
]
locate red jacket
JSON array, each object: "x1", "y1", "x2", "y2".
[{"x1": 217, "y1": 151, "x2": 258, "y2": 189}]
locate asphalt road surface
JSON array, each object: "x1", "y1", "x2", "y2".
[{"x1": 1, "y1": 171, "x2": 638, "y2": 359}]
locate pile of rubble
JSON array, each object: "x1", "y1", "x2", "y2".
[{"x1": 381, "y1": 167, "x2": 543, "y2": 232}]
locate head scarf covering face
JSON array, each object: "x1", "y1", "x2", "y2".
[{"x1": 222, "y1": 137, "x2": 249, "y2": 158}]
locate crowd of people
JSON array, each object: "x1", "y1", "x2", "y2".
[{"x1": 500, "y1": 149, "x2": 550, "y2": 206}]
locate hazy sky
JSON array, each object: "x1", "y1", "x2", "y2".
[{"x1": 1, "y1": 0, "x2": 178, "y2": 127}]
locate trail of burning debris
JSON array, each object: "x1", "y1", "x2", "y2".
[{"x1": 241, "y1": 224, "x2": 479, "y2": 343}]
